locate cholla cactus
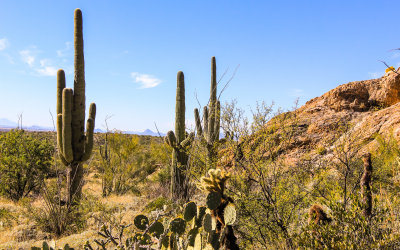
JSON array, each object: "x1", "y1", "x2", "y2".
[
  {"x1": 199, "y1": 168, "x2": 231, "y2": 194},
  {"x1": 194, "y1": 57, "x2": 221, "y2": 167},
  {"x1": 198, "y1": 168, "x2": 239, "y2": 249},
  {"x1": 165, "y1": 71, "x2": 194, "y2": 199},
  {"x1": 56, "y1": 9, "x2": 96, "y2": 204}
]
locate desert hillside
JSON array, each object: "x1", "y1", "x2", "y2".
[{"x1": 250, "y1": 68, "x2": 400, "y2": 163}]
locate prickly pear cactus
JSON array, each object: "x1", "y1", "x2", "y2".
[
  {"x1": 224, "y1": 203, "x2": 237, "y2": 226},
  {"x1": 206, "y1": 192, "x2": 222, "y2": 210},
  {"x1": 169, "y1": 217, "x2": 187, "y2": 235},
  {"x1": 149, "y1": 221, "x2": 164, "y2": 238},
  {"x1": 134, "y1": 214, "x2": 149, "y2": 230},
  {"x1": 203, "y1": 213, "x2": 213, "y2": 233},
  {"x1": 184, "y1": 201, "x2": 198, "y2": 221}
]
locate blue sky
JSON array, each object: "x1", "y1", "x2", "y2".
[{"x1": 0, "y1": 1, "x2": 399, "y2": 132}]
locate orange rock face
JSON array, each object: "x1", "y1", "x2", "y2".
[{"x1": 218, "y1": 68, "x2": 400, "y2": 168}]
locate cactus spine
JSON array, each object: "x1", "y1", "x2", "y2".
[
  {"x1": 56, "y1": 9, "x2": 96, "y2": 205},
  {"x1": 165, "y1": 71, "x2": 194, "y2": 199},
  {"x1": 194, "y1": 57, "x2": 221, "y2": 167}
]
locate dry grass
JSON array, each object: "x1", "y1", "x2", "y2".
[{"x1": 0, "y1": 171, "x2": 152, "y2": 249}]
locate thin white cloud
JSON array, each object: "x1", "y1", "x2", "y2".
[
  {"x1": 57, "y1": 42, "x2": 71, "y2": 57},
  {"x1": 39, "y1": 59, "x2": 51, "y2": 67},
  {"x1": 131, "y1": 72, "x2": 161, "y2": 88},
  {"x1": 2, "y1": 53, "x2": 14, "y2": 64},
  {"x1": 19, "y1": 49, "x2": 35, "y2": 67},
  {"x1": 0, "y1": 38, "x2": 8, "y2": 51},
  {"x1": 391, "y1": 52, "x2": 400, "y2": 59},
  {"x1": 36, "y1": 66, "x2": 58, "y2": 76},
  {"x1": 36, "y1": 59, "x2": 57, "y2": 76},
  {"x1": 290, "y1": 88, "x2": 305, "y2": 98},
  {"x1": 368, "y1": 72, "x2": 383, "y2": 78}
]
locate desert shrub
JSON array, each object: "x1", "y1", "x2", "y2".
[
  {"x1": 26, "y1": 180, "x2": 82, "y2": 236},
  {"x1": 296, "y1": 195, "x2": 399, "y2": 249},
  {"x1": 96, "y1": 131, "x2": 171, "y2": 197},
  {"x1": 143, "y1": 196, "x2": 170, "y2": 212},
  {"x1": 0, "y1": 129, "x2": 54, "y2": 201},
  {"x1": 316, "y1": 146, "x2": 327, "y2": 155},
  {"x1": 96, "y1": 131, "x2": 142, "y2": 195},
  {"x1": 27, "y1": 179, "x2": 108, "y2": 236},
  {"x1": 219, "y1": 100, "x2": 311, "y2": 249},
  {"x1": 0, "y1": 207, "x2": 16, "y2": 229}
]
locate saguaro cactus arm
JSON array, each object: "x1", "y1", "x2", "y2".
[
  {"x1": 214, "y1": 100, "x2": 220, "y2": 141},
  {"x1": 82, "y1": 103, "x2": 96, "y2": 161},
  {"x1": 194, "y1": 108, "x2": 203, "y2": 137},
  {"x1": 62, "y1": 88, "x2": 74, "y2": 163}
]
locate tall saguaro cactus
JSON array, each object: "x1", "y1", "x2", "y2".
[
  {"x1": 194, "y1": 57, "x2": 221, "y2": 167},
  {"x1": 165, "y1": 71, "x2": 194, "y2": 199},
  {"x1": 56, "y1": 9, "x2": 96, "y2": 205}
]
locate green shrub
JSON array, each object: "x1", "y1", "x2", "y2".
[
  {"x1": 144, "y1": 196, "x2": 169, "y2": 212},
  {"x1": 296, "y1": 195, "x2": 399, "y2": 248},
  {"x1": 0, "y1": 129, "x2": 54, "y2": 201},
  {"x1": 316, "y1": 146, "x2": 327, "y2": 155}
]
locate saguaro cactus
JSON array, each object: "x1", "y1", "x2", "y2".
[
  {"x1": 56, "y1": 9, "x2": 96, "y2": 204},
  {"x1": 361, "y1": 153, "x2": 372, "y2": 217},
  {"x1": 194, "y1": 57, "x2": 221, "y2": 167},
  {"x1": 165, "y1": 71, "x2": 194, "y2": 199}
]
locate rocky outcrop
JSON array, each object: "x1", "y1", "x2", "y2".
[
  {"x1": 219, "y1": 68, "x2": 400, "y2": 168},
  {"x1": 320, "y1": 69, "x2": 400, "y2": 112}
]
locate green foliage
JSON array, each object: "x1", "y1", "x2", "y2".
[
  {"x1": 296, "y1": 196, "x2": 399, "y2": 249},
  {"x1": 0, "y1": 207, "x2": 15, "y2": 228},
  {"x1": 0, "y1": 129, "x2": 54, "y2": 201},
  {"x1": 219, "y1": 100, "x2": 400, "y2": 248},
  {"x1": 316, "y1": 145, "x2": 327, "y2": 155},
  {"x1": 96, "y1": 131, "x2": 168, "y2": 196},
  {"x1": 144, "y1": 196, "x2": 169, "y2": 212},
  {"x1": 27, "y1": 183, "x2": 104, "y2": 236}
]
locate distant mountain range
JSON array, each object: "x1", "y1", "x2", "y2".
[{"x1": 0, "y1": 118, "x2": 165, "y2": 136}]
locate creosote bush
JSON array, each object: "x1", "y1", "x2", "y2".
[{"x1": 0, "y1": 129, "x2": 54, "y2": 201}]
